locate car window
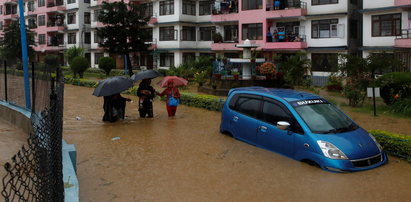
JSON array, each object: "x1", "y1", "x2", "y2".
[
  {"x1": 262, "y1": 99, "x2": 304, "y2": 134},
  {"x1": 262, "y1": 100, "x2": 291, "y2": 125},
  {"x1": 235, "y1": 96, "x2": 261, "y2": 118}
]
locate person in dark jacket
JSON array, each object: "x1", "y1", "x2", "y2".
[
  {"x1": 137, "y1": 78, "x2": 156, "y2": 118},
  {"x1": 103, "y1": 94, "x2": 131, "y2": 122}
]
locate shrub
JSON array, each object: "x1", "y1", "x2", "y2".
[
  {"x1": 389, "y1": 98, "x2": 411, "y2": 117},
  {"x1": 257, "y1": 62, "x2": 276, "y2": 75},
  {"x1": 70, "y1": 56, "x2": 89, "y2": 78},
  {"x1": 158, "y1": 92, "x2": 225, "y2": 111},
  {"x1": 376, "y1": 72, "x2": 411, "y2": 105},
  {"x1": 44, "y1": 54, "x2": 60, "y2": 71},
  {"x1": 326, "y1": 76, "x2": 343, "y2": 92},
  {"x1": 370, "y1": 130, "x2": 411, "y2": 162},
  {"x1": 64, "y1": 76, "x2": 98, "y2": 87},
  {"x1": 64, "y1": 46, "x2": 84, "y2": 65},
  {"x1": 99, "y1": 57, "x2": 115, "y2": 76}
]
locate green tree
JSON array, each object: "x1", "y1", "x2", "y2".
[
  {"x1": 99, "y1": 56, "x2": 115, "y2": 76},
  {"x1": 280, "y1": 51, "x2": 311, "y2": 87},
  {"x1": 0, "y1": 21, "x2": 35, "y2": 62},
  {"x1": 64, "y1": 46, "x2": 84, "y2": 66},
  {"x1": 97, "y1": 1, "x2": 151, "y2": 76},
  {"x1": 70, "y1": 56, "x2": 89, "y2": 78}
]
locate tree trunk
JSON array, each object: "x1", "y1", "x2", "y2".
[{"x1": 126, "y1": 52, "x2": 132, "y2": 77}]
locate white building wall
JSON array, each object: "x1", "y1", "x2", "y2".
[
  {"x1": 363, "y1": 0, "x2": 395, "y2": 9},
  {"x1": 304, "y1": 16, "x2": 348, "y2": 47},
  {"x1": 303, "y1": 0, "x2": 348, "y2": 15}
]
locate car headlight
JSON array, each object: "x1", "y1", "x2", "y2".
[
  {"x1": 369, "y1": 133, "x2": 382, "y2": 151},
  {"x1": 317, "y1": 140, "x2": 348, "y2": 160}
]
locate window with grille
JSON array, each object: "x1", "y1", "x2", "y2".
[
  {"x1": 38, "y1": 34, "x2": 46, "y2": 44},
  {"x1": 38, "y1": 15, "x2": 45, "y2": 26},
  {"x1": 183, "y1": 0, "x2": 196, "y2": 15},
  {"x1": 181, "y1": 26, "x2": 196, "y2": 41},
  {"x1": 160, "y1": 53, "x2": 174, "y2": 67},
  {"x1": 68, "y1": 33, "x2": 76, "y2": 44},
  {"x1": 312, "y1": 0, "x2": 338, "y2": 5},
  {"x1": 160, "y1": 0, "x2": 174, "y2": 15},
  {"x1": 311, "y1": 19, "x2": 342, "y2": 38},
  {"x1": 199, "y1": 26, "x2": 215, "y2": 41},
  {"x1": 242, "y1": 23, "x2": 262, "y2": 40},
  {"x1": 372, "y1": 13, "x2": 401, "y2": 37},
  {"x1": 67, "y1": 12, "x2": 76, "y2": 24},
  {"x1": 160, "y1": 26, "x2": 176, "y2": 41},
  {"x1": 199, "y1": 1, "x2": 212, "y2": 15},
  {"x1": 84, "y1": 12, "x2": 91, "y2": 24}
]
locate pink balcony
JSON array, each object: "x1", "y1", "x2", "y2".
[
  {"x1": 148, "y1": 17, "x2": 157, "y2": 24},
  {"x1": 46, "y1": 26, "x2": 65, "y2": 33},
  {"x1": 211, "y1": 12, "x2": 240, "y2": 23},
  {"x1": 96, "y1": 22, "x2": 105, "y2": 28},
  {"x1": 3, "y1": 14, "x2": 18, "y2": 20},
  {"x1": 211, "y1": 42, "x2": 242, "y2": 51},
  {"x1": 46, "y1": 5, "x2": 66, "y2": 13},
  {"x1": 264, "y1": 41, "x2": 307, "y2": 50},
  {"x1": 34, "y1": 44, "x2": 64, "y2": 52},
  {"x1": 266, "y1": 8, "x2": 307, "y2": 19},
  {"x1": 395, "y1": 39, "x2": 411, "y2": 48},
  {"x1": 395, "y1": 0, "x2": 411, "y2": 6}
]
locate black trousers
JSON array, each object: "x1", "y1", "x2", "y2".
[{"x1": 139, "y1": 101, "x2": 153, "y2": 118}]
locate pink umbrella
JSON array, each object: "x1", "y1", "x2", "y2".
[{"x1": 157, "y1": 76, "x2": 188, "y2": 87}]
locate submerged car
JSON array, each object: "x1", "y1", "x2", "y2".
[{"x1": 220, "y1": 87, "x2": 387, "y2": 172}]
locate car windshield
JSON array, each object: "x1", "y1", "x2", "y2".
[{"x1": 293, "y1": 101, "x2": 358, "y2": 134}]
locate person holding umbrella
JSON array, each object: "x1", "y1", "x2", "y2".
[
  {"x1": 103, "y1": 94, "x2": 131, "y2": 122},
  {"x1": 137, "y1": 78, "x2": 156, "y2": 118},
  {"x1": 157, "y1": 80, "x2": 181, "y2": 117}
]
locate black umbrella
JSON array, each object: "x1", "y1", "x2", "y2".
[
  {"x1": 131, "y1": 70, "x2": 161, "y2": 82},
  {"x1": 92, "y1": 76, "x2": 134, "y2": 97}
]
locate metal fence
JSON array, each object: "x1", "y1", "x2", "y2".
[{"x1": 1, "y1": 62, "x2": 64, "y2": 201}]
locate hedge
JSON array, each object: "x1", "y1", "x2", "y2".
[{"x1": 370, "y1": 130, "x2": 411, "y2": 163}]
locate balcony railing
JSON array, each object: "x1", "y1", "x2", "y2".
[
  {"x1": 47, "y1": 21, "x2": 64, "y2": 27},
  {"x1": 396, "y1": 29, "x2": 411, "y2": 39},
  {"x1": 266, "y1": 0, "x2": 307, "y2": 11},
  {"x1": 267, "y1": 34, "x2": 306, "y2": 42}
]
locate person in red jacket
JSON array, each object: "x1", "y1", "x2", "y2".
[{"x1": 157, "y1": 81, "x2": 181, "y2": 117}]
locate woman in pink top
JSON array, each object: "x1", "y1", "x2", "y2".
[{"x1": 157, "y1": 81, "x2": 181, "y2": 117}]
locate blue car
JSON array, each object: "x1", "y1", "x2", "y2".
[{"x1": 220, "y1": 87, "x2": 388, "y2": 172}]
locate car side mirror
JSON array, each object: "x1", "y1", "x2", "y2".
[{"x1": 277, "y1": 121, "x2": 291, "y2": 130}]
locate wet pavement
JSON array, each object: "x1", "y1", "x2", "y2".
[{"x1": 63, "y1": 85, "x2": 411, "y2": 202}]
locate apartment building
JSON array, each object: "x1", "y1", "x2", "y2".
[
  {"x1": 362, "y1": 0, "x2": 411, "y2": 72},
  {"x1": 210, "y1": 0, "x2": 362, "y2": 79},
  {"x1": 0, "y1": 0, "x2": 92, "y2": 63}
]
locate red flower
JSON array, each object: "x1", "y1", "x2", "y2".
[{"x1": 257, "y1": 62, "x2": 276, "y2": 75}]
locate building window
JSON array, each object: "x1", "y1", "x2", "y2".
[
  {"x1": 0, "y1": 6, "x2": 2, "y2": 14},
  {"x1": 183, "y1": 0, "x2": 196, "y2": 15},
  {"x1": 68, "y1": 33, "x2": 76, "y2": 44},
  {"x1": 242, "y1": 0, "x2": 262, "y2": 10},
  {"x1": 67, "y1": 0, "x2": 76, "y2": 4},
  {"x1": 84, "y1": 32, "x2": 91, "y2": 44},
  {"x1": 311, "y1": 19, "x2": 339, "y2": 38},
  {"x1": 142, "y1": 3, "x2": 153, "y2": 18},
  {"x1": 84, "y1": 12, "x2": 91, "y2": 24},
  {"x1": 38, "y1": 0, "x2": 45, "y2": 7},
  {"x1": 224, "y1": 24, "x2": 238, "y2": 42},
  {"x1": 28, "y1": 18, "x2": 37, "y2": 28},
  {"x1": 199, "y1": 1, "x2": 212, "y2": 15},
  {"x1": 160, "y1": 0, "x2": 174, "y2": 16},
  {"x1": 242, "y1": 23, "x2": 262, "y2": 40},
  {"x1": 181, "y1": 26, "x2": 196, "y2": 41},
  {"x1": 94, "y1": 53, "x2": 104, "y2": 65},
  {"x1": 142, "y1": 28, "x2": 153, "y2": 42},
  {"x1": 160, "y1": 26, "x2": 176, "y2": 41},
  {"x1": 372, "y1": 13, "x2": 401, "y2": 37},
  {"x1": 94, "y1": 10, "x2": 101, "y2": 22},
  {"x1": 312, "y1": 0, "x2": 338, "y2": 5},
  {"x1": 199, "y1": 26, "x2": 214, "y2": 41},
  {"x1": 67, "y1": 12, "x2": 76, "y2": 24},
  {"x1": 5, "y1": 5, "x2": 17, "y2": 15},
  {"x1": 160, "y1": 53, "x2": 174, "y2": 67},
  {"x1": 311, "y1": 53, "x2": 338, "y2": 72},
  {"x1": 27, "y1": 2, "x2": 35, "y2": 12},
  {"x1": 0, "y1": 21, "x2": 3, "y2": 30},
  {"x1": 38, "y1": 34, "x2": 46, "y2": 44},
  {"x1": 38, "y1": 15, "x2": 45, "y2": 26},
  {"x1": 84, "y1": 0, "x2": 90, "y2": 3},
  {"x1": 94, "y1": 32, "x2": 101, "y2": 44}
]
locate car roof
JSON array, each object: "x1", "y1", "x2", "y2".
[{"x1": 229, "y1": 87, "x2": 322, "y2": 103}]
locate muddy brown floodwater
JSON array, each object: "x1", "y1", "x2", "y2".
[{"x1": 63, "y1": 85, "x2": 411, "y2": 202}]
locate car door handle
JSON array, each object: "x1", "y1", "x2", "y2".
[
  {"x1": 233, "y1": 116, "x2": 239, "y2": 122},
  {"x1": 258, "y1": 126, "x2": 268, "y2": 133}
]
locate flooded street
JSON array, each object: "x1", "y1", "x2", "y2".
[
  {"x1": 63, "y1": 85, "x2": 411, "y2": 202},
  {"x1": 0, "y1": 119, "x2": 27, "y2": 178}
]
